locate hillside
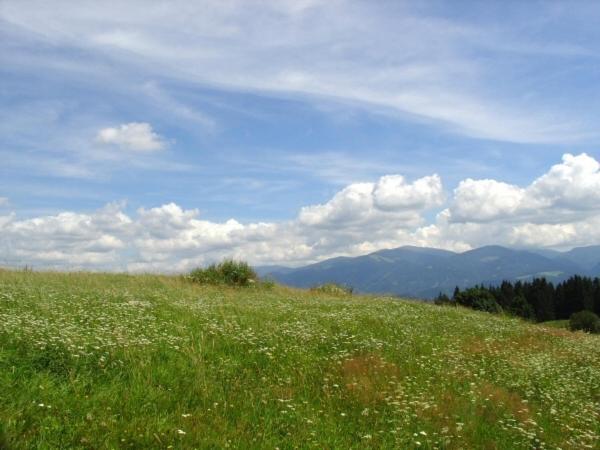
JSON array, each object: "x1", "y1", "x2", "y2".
[
  {"x1": 265, "y1": 245, "x2": 598, "y2": 298},
  {"x1": 1, "y1": 270, "x2": 599, "y2": 449}
]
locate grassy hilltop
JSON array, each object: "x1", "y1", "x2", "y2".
[{"x1": 0, "y1": 270, "x2": 599, "y2": 449}]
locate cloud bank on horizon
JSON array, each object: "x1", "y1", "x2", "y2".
[
  {"x1": 2, "y1": 153, "x2": 600, "y2": 271},
  {"x1": 1, "y1": 1, "x2": 600, "y2": 270}
]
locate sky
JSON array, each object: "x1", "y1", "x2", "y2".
[{"x1": 1, "y1": 0, "x2": 600, "y2": 271}]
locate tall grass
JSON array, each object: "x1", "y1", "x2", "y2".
[
  {"x1": 0, "y1": 270, "x2": 598, "y2": 449},
  {"x1": 310, "y1": 282, "x2": 354, "y2": 296}
]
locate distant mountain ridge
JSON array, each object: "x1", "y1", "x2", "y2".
[
  {"x1": 261, "y1": 245, "x2": 600, "y2": 299},
  {"x1": 550, "y1": 245, "x2": 600, "y2": 270}
]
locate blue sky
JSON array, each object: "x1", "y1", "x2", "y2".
[{"x1": 1, "y1": 1, "x2": 600, "y2": 270}]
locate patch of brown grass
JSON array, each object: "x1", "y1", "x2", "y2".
[
  {"x1": 341, "y1": 354, "x2": 401, "y2": 404},
  {"x1": 272, "y1": 386, "x2": 294, "y2": 401},
  {"x1": 538, "y1": 326, "x2": 577, "y2": 339},
  {"x1": 463, "y1": 328, "x2": 582, "y2": 366},
  {"x1": 462, "y1": 338, "x2": 491, "y2": 355},
  {"x1": 477, "y1": 382, "x2": 531, "y2": 422},
  {"x1": 418, "y1": 390, "x2": 463, "y2": 423}
]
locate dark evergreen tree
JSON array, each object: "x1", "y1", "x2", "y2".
[
  {"x1": 555, "y1": 284, "x2": 568, "y2": 319},
  {"x1": 562, "y1": 275, "x2": 585, "y2": 316},
  {"x1": 455, "y1": 287, "x2": 501, "y2": 313},
  {"x1": 438, "y1": 275, "x2": 600, "y2": 323},
  {"x1": 528, "y1": 278, "x2": 555, "y2": 322},
  {"x1": 434, "y1": 292, "x2": 452, "y2": 305},
  {"x1": 509, "y1": 294, "x2": 535, "y2": 320},
  {"x1": 497, "y1": 281, "x2": 515, "y2": 309},
  {"x1": 593, "y1": 278, "x2": 600, "y2": 315}
]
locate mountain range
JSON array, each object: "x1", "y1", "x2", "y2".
[{"x1": 258, "y1": 245, "x2": 600, "y2": 299}]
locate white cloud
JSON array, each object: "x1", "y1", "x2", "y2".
[
  {"x1": 448, "y1": 179, "x2": 525, "y2": 223},
  {"x1": 528, "y1": 153, "x2": 600, "y2": 212},
  {"x1": 420, "y1": 153, "x2": 600, "y2": 250},
  {"x1": 508, "y1": 223, "x2": 579, "y2": 248},
  {"x1": 299, "y1": 183, "x2": 376, "y2": 228},
  {"x1": 2, "y1": 154, "x2": 600, "y2": 271},
  {"x1": 0, "y1": 203, "x2": 131, "y2": 269},
  {"x1": 373, "y1": 175, "x2": 444, "y2": 211},
  {"x1": 0, "y1": 172, "x2": 444, "y2": 270},
  {"x1": 96, "y1": 122, "x2": 165, "y2": 151},
  {"x1": 447, "y1": 153, "x2": 600, "y2": 224},
  {"x1": 0, "y1": 197, "x2": 8, "y2": 206},
  {"x1": 298, "y1": 174, "x2": 443, "y2": 230}
]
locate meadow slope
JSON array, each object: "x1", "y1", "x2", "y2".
[{"x1": 0, "y1": 271, "x2": 599, "y2": 449}]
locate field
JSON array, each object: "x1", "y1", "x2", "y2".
[
  {"x1": 1, "y1": 270, "x2": 599, "y2": 449},
  {"x1": 540, "y1": 320, "x2": 570, "y2": 330}
]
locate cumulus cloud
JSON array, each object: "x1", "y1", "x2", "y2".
[
  {"x1": 423, "y1": 153, "x2": 600, "y2": 250},
  {"x1": 528, "y1": 153, "x2": 600, "y2": 212},
  {"x1": 373, "y1": 175, "x2": 444, "y2": 211},
  {"x1": 299, "y1": 175, "x2": 444, "y2": 229},
  {"x1": 2, "y1": 153, "x2": 600, "y2": 271},
  {"x1": 134, "y1": 203, "x2": 245, "y2": 258},
  {"x1": 0, "y1": 203, "x2": 131, "y2": 269},
  {"x1": 448, "y1": 179, "x2": 525, "y2": 223},
  {"x1": 96, "y1": 122, "x2": 165, "y2": 151},
  {"x1": 299, "y1": 183, "x2": 376, "y2": 228},
  {"x1": 426, "y1": 212, "x2": 600, "y2": 252},
  {"x1": 0, "y1": 172, "x2": 444, "y2": 270},
  {"x1": 447, "y1": 153, "x2": 600, "y2": 224},
  {"x1": 112, "y1": 173, "x2": 447, "y2": 271}
]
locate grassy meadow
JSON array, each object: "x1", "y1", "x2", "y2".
[{"x1": 0, "y1": 270, "x2": 599, "y2": 449}]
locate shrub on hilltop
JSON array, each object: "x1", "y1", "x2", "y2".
[
  {"x1": 187, "y1": 260, "x2": 257, "y2": 287},
  {"x1": 310, "y1": 283, "x2": 353, "y2": 296},
  {"x1": 569, "y1": 310, "x2": 600, "y2": 333}
]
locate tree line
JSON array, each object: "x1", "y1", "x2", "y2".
[{"x1": 435, "y1": 275, "x2": 600, "y2": 323}]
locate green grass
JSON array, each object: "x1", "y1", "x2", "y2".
[
  {"x1": 540, "y1": 320, "x2": 569, "y2": 330},
  {"x1": 1, "y1": 270, "x2": 599, "y2": 449}
]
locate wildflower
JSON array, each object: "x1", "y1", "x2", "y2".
[{"x1": 177, "y1": 429, "x2": 186, "y2": 435}]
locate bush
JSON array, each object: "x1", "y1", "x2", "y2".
[
  {"x1": 187, "y1": 260, "x2": 257, "y2": 287},
  {"x1": 434, "y1": 293, "x2": 454, "y2": 306},
  {"x1": 569, "y1": 310, "x2": 600, "y2": 333},
  {"x1": 259, "y1": 278, "x2": 276, "y2": 289},
  {"x1": 310, "y1": 283, "x2": 353, "y2": 296},
  {"x1": 455, "y1": 287, "x2": 502, "y2": 314}
]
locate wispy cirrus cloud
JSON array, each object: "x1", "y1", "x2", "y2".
[{"x1": 2, "y1": 0, "x2": 598, "y2": 143}]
